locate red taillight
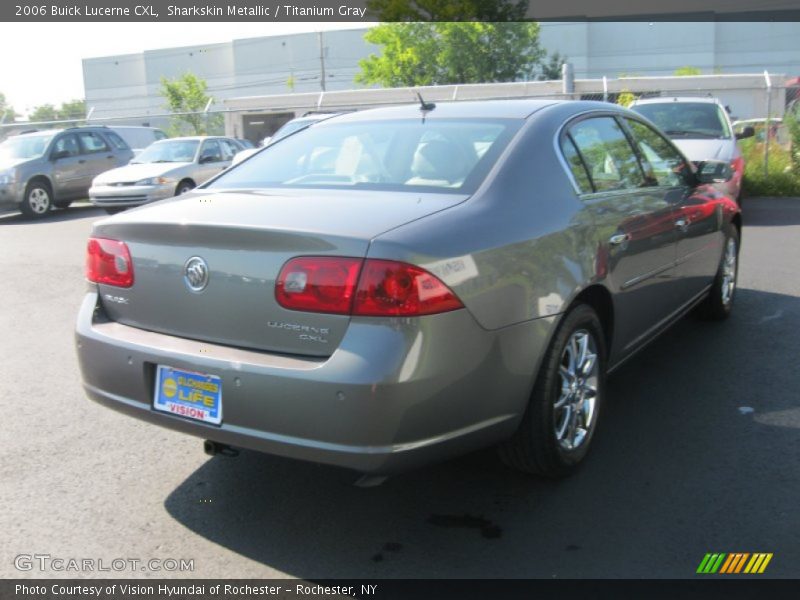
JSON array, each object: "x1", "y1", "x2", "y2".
[
  {"x1": 86, "y1": 238, "x2": 134, "y2": 288},
  {"x1": 276, "y1": 257, "x2": 362, "y2": 314},
  {"x1": 353, "y1": 259, "x2": 464, "y2": 316},
  {"x1": 275, "y1": 257, "x2": 464, "y2": 317}
]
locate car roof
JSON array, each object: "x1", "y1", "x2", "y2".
[
  {"x1": 631, "y1": 96, "x2": 723, "y2": 106},
  {"x1": 326, "y1": 99, "x2": 559, "y2": 123}
]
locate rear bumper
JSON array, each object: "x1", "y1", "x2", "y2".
[{"x1": 75, "y1": 292, "x2": 554, "y2": 473}]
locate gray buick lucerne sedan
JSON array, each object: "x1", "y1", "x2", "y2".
[{"x1": 76, "y1": 100, "x2": 741, "y2": 478}]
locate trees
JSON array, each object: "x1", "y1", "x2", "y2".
[
  {"x1": 159, "y1": 72, "x2": 221, "y2": 135},
  {"x1": 538, "y1": 52, "x2": 567, "y2": 81},
  {"x1": 0, "y1": 92, "x2": 15, "y2": 123},
  {"x1": 28, "y1": 99, "x2": 86, "y2": 124},
  {"x1": 357, "y1": 22, "x2": 545, "y2": 87}
]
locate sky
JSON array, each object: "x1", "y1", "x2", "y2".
[{"x1": 0, "y1": 22, "x2": 369, "y2": 117}]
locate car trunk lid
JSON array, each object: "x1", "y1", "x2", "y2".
[{"x1": 91, "y1": 189, "x2": 466, "y2": 357}]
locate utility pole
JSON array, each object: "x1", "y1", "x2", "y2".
[{"x1": 318, "y1": 31, "x2": 326, "y2": 92}]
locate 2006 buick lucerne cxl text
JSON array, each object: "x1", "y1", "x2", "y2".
[{"x1": 75, "y1": 100, "x2": 741, "y2": 478}]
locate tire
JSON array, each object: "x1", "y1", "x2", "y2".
[
  {"x1": 53, "y1": 199, "x2": 73, "y2": 209},
  {"x1": 499, "y1": 304, "x2": 606, "y2": 478},
  {"x1": 20, "y1": 181, "x2": 52, "y2": 218},
  {"x1": 697, "y1": 227, "x2": 739, "y2": 321},
  {"x1": 176, "y1": 180, "x2": 195, "y2": 195}
]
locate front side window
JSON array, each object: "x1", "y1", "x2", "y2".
[
  {"x1": 200, "y1": 140, "x2": 223, "y2": 163},
  {"x1": 208, "y1": 119, "x2": 520, "y2": 194},
  {"x1": 625, "y1": 119, "x2": 690, "y2": 187},
  {"x1": 566, "y1": 117, "x2": 645, "y2": 192},
  {"x1": 77, "y1": 132, "x2": 110, "y2": 154}
]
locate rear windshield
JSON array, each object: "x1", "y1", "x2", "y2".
[
  {"x1": 132, "y1": 139, "x2": 199, "y2": 163},
  {"x1": 632, "y1": 102, "x2": 731, "y2": 139},
  {"x1": 208, "y1": 118, "x2": 521, "y2": 194}
]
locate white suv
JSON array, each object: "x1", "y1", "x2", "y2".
[{"x1": 630, "y1": 96, "x2": 753, "y2": 202}]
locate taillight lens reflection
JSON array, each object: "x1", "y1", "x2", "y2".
[
  {"x1": 86, "y1": 238, "x2": 134, "y2": 288},
  {"x1": 276, "y1": 257, "x2": 362, "y2": 314},
  {"x1": 276, "y1": 257, "x2": 464, "y2": 317}
]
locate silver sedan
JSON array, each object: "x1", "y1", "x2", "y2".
[
  {"x1": 89, "y1": 136, "x2": 242, "y2": 213},
  {"x1": 76, "y1": 100, "x2": 741, "y2": 478}
]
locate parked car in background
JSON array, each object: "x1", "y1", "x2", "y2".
[
  {"x1": 630, "y1": 97, "x2": 753, "y2": 202},
  {"x1": 89, "y1": 136, "x2": 244, "y2": 213},
  {"x1": 233, "y1": 113, "x2": 344, "y2": 166},
  {"x1": 235, "y1": 138, "x2": 256, "y2": 149},
  {"x1": 76, "y1": 100, "x2": 741, "y2": 479},
  {"x1": 108, "y1": 126, "x2": 168, "y2": 157},
  {"x1": 0, "y1": 127, "x2": 134, "y2": 218}
]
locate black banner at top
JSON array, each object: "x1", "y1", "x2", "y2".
[{"x1": 2, "y1": 0, "x2": 800, "y2": 22}]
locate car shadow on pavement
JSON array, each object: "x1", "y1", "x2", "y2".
[
  {"x1": 164, "y1": 288, "x2": 800, "y2": 578},
  {"x1": 0, "y1": 203, "x2": 105, "y2": 225}
]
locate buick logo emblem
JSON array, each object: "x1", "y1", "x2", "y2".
[{"x1": 184, "y1": 257, "x2": 209, "y2": 292}]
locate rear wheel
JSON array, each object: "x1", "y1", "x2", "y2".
[
  {"x1": 499, "y1": 304, "x2": 606, "y2": 478},
  {"x1": 698, "y1": 228, "x2": 739, "y2": 320},
  {"x1": 20, "y1": 181, "x2": 52, "y2": 218},
  {"x1": 53, "y1": 199, "x2": 73, "y2": 209}
]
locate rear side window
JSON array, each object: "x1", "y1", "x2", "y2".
[
  {"x1": 560, "y1": 135, "x2": 593, "y2": 194},
  {"x1": 154, "y1": 130, "x2": 167, "y2": 141},
  {"x1": 105, "y1": 131, "x2": 129, "y2": 151},
  {"x1": 77, "y1": 132, "x2": 109, "y2": 154},
  {"x1": 625, "y1": 119, "x2": 689, "y2": 187},
  {"x1": 566, "y1": 117, "x2": 645, "y2": 192}
]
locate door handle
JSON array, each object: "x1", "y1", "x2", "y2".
[
  {"x1": 106, "y1": 155, "x2": 115, "y2": 160},
  {"x1": 609, "y1": 233, "x2": 630, "y2": 246},
  {"x1": 78, "y1": 159, "x2": 86, "y2": 164}
]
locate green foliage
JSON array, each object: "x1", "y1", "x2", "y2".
[
  {"x1": 28, "y1": 99, "x2": 86, "y2": 125},
  {"x1": 0, "y1": 92, "x2": 15, "y2": 122},
  {"x1": 357, "y1": 22, "x2": 545, "y2": 87},
  {"x1": 538, "y1": 52, "x2": 566, "y2": 81},
  {"x1": 616, "y1": 90, "x2": 636, "y2": 108},
  {"x1": 673, "y1": 66, "x2": 702, "y2": 76},
  {"x1": 785, "y1": 112, "x2": 800, "y2": 178},
  {"x1": 28, "y1": 104, "x2": 57, "y2": 122},
  {"x1": 365, "y1": 0, "x2": 528, "y2": 21},
  {"x1": 739, "y1": 136, "x2": 800, "y2": 197},
  {"x1": 159, "y1": 72, "x2": 221, "y2": 135}
]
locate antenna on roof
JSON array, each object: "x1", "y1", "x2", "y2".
[{"x1": 416, "y1": 92, "x2": 436, "y2": 112}]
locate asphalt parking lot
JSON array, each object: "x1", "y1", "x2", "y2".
[{"x1": 1, "y1": 197, "x2": 798, "y2": 579}]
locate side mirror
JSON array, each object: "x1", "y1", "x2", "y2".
[
  {"x1": 51, "y1": 150, "x2": 70, "y2": 160},
  {"x1": 735, "y1": 126, "x2": 755, "y2": 140},
  {"x1": 696, "y1": 160, "x2": 734, "y2": 184}
]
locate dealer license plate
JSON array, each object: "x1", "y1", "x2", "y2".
[{"x1": 154, "y1": 365, "x2": 222, "y2": 425}]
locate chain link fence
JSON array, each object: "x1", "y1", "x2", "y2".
[{"x1": 2, "y1": 73, "x2": 797, "y2": 179}]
